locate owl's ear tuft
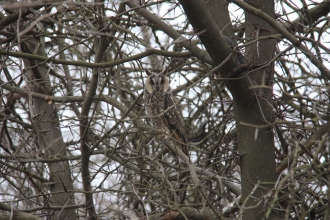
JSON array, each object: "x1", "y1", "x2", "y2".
[
  {"x1": 160, "y1": 66, "x2": 168, "y2": 76},
  {"x1": 146, "y1": 69, "x2": 152, "y2": 76}
]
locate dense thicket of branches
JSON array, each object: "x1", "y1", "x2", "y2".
[{"x1": 0, "y1": 0, "x2": 329, "y2": 219}]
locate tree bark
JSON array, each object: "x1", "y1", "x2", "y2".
[
  {"x1": 22, "y1": 39, "x2": 76, "y2": 219},
  {"x1": 239, "y1": 1, "x2": 278, "y2": 218},
  {"x1": 178, "y1": 0, "x2": 281, "y2": 219}
]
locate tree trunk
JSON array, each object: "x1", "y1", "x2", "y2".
[
  {"x1": 179, "y1": 0, "x2": 282, "y2": 219},
  {"x1": 22, "y1": 38, "x2": 76, "y2": 220},
  {"x1": 237, "y1": 0, "x2": 280, "y2": 219}
]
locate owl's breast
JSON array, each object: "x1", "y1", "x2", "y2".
[
  {"x1": 145, "y1": 92, "x2": 164, "y2": 110},
  {"x1": 144, "y1": 92, "x2": 167, "y2": 130}
]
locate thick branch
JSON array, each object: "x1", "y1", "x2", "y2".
[
  {"x1": 125, "y1": 0, "x2": 212, "y2": 64},
  {"x1": 79, "y1": 36, "x2": 108, "y2": 219},
  {"x1": 285, "y1": 1, "x2": 330, "y2": 32},
  {"x1": 230, "y1": 0, "x2": 330, "y2": 80},
  {"x1": 178, "y1": 0, "x2": 254, "y2": 103},
  {"x1": 276, "y1": 124, "x2": 329, "y2": 175},
  {"x1": 0, "y1": 49, "x2": 191, "y2": 68},
  {"x1": 0, "y1": 202, "x2": 41, "y2": 220},
  {"x1": 0, "y1": 1, "x2": 44, "y2": 31}
]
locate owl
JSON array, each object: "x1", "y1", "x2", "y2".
[{"x1": 144, "y1": 68, "x2": 188, "y2": 156}]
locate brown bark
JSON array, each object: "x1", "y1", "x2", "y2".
[
  {"x1": 22, "y1": 39, "x2": 76, "y2": 219},
  {"x1": 0, "y1": 202, "x2": 42, "y2": 220},
  {"x1": 237, "y1": 0, "x2": 279, "y2": 219},
  {"x1": 178, "y1": 0, "x2": 281, "y2": 219}
]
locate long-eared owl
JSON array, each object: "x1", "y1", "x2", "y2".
[{"x1": 144, "y1": 68, "x2": 188, "y2": 156}]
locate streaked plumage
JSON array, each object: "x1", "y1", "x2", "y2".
[{"x1": 144, "y1": 68, "x2": 188, "y2": 156}]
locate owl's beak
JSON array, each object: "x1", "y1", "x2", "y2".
[{"x1": 155, "y1": 85, "x2": 160, "y2": 91}]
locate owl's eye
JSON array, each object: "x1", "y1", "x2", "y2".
[
  {"x1": 150, "y1": 80, "x2": 155, "y2": 85},
  {"x1": 160, "y1": 79, "x2": 164, "y2": 85}
]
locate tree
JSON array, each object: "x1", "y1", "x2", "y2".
[{"x1": 0, "y1": 0, "x2": 329, "y2": 219}]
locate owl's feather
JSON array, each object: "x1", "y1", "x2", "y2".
[
  {"x1": 144, "y1": 68, "x2": 188, "y2": 156},
  {"x1": 164, "y1": 92, "x2": 187, "y2": 145}
]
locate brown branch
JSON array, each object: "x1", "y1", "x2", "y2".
[
  {"x1": 0, "y1": 1, "x2": 44, "y2": 31},
  {"x1": 276, "y1": 124, "x2": 329, "y2": 175},
  {"x1": 230, "y1": 0, "x2": 330, "y2": 80},
  {"x1": 20, "y1": 204, "x2": 85, "y2": 213},
  {"x1": 0, "y1": 80, "x2": 147, "y2": 129},
  {"x1": 0, "y1": 113, "x2": 32, "y2": 129},
  {"x1": 125, "y1": 0, "x2": 212, "y2": 64},
  {"x1": 163, "y1": 140, "x2": 222, "y2": 218},
  {"x1": 0, "y1": 80, "x2": 84, "y2": 102},
  {"x1": 142, "y1": 207, "x2": 215, "y2": 220},
  {"x1": 285, "y1": 1, "x2": 330, "y2": 32},
  {"x1": 79, "y1": 36, "x2": 105, "y2": 220},
  {"x1": 0, "y1": 49, "x2": 191, "y2": 68},
  {"x1": 177, "y1": 0, "x2": 254, "y2": 104},
  {"x1": 0, "y1": 202, "x2": 41, "y2": 220}
]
